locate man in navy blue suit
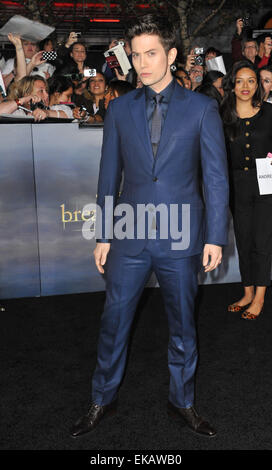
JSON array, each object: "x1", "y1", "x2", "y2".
[{"x1": 71, "y1": 14, "x2": 229, "y2": 438}]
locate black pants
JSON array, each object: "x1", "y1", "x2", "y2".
[{"x1": 230, "y1": 169, "x2": 272, "y2": 287}]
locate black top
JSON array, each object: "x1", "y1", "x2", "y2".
[{"x1": 227, "y1": 101, "x2": 272, "y2": 171}]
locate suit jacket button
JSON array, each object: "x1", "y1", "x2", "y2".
[{"x1": 153, "y1": 177, "x2": 158, "y2": 182}]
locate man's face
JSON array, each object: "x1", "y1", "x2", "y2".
[
  {"x1": 131, "y1": 34, "x2": 177, "y2": 93},
  {"x1": 32, "y1": 80, "x2": 49, "y2": 106},
  {"x1": 189, "y1": 65, "x2": 204, "y2": 84},
  {"x1": 22, "y1": 40, "x2": 38, "y2": 59},
  {"x1": 243, "y1": 41, "x2": 257, "y2": 61},
  {"x1": 70, "y1": 44, "x2": 86, "y2": 63}
]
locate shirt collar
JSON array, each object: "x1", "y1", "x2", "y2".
[{"x1": 145, "y1": 78, "x2": 175, "y2": 103}]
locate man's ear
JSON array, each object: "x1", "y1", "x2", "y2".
[{"x1": 168, "y1": 47, "x2": 178, "y2": 66}]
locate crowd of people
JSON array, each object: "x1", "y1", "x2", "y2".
[
  {"x1": 0, "y1": 31, "x2": 136, "y2": 121},
  {"x1": 0, "y1": 18, "x2": 271, "y2": 122}
]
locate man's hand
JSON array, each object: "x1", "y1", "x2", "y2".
[
  {"x1": 202, "y1": 244, "x2": 222, "y2": 272},
  {"x1": 65, "y1": 32, "x2": 78, "y2": 48},
  {"x1": 185, "y1": 49, "x2": 196, "y2": 72},
  {"x1": 8, "y1": 33, "x2": 22, "y2": 49},
  {"x1": 236, "y1": 18, "x2": 243, "y2": 36},
  {"x1": 93, "y1": 242, "x2": 111, "y2": 274},
  {"x1": 264, "y1": 36, "x2": 272, "y2": 57},
  {"x1": 30, "y1": 51, "x2": 46, "y2": 67}
]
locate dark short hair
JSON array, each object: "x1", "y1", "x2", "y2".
[
  {"x1": 70, "y1": 41, "x2": 87, "y2": 52},
  {"x1": 125, "y1": 14, "x2": 176, "y2": 53},
  {"x1": 204, "y1": 47, "x2": 221, "y2": 57},
  {"x1": 108, "y1": 80, "x2": 135, "y2": 96}
]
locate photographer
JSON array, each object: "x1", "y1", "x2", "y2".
[
  {"x1": 73, "y1": 71, "x2": 106, "y2": 123},
  {"x1": 231, "y1": 18, "x2": 260, "y2": 66},
  {"x1": 185, "y1": 48, "x2": 204, "y2": 90},
  {"x1": 0, "y1": 75, "x2": 48, "y2": 121}
]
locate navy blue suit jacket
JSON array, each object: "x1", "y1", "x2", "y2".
[{"x1": 96, "y1": 80, "x2": 229, "y2": 258}]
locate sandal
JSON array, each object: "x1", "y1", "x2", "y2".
[
  {"x1": 228, "y1": 303, "x2": 250, "y2": 312},
  {"x1": 241, "y1": 308, "x2": 263, "y2": 320}
]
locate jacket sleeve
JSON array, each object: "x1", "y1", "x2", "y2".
[
  {"x1": 231, "y1": 34, "x2": 243, "y2": 63},
  {"x1": 199, "y1": 99, "x2": 229, "y2": 246},
  {"x1": 95, "y1": 101, "x2": 123, "y2": 242}
]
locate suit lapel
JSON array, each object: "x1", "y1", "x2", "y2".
[
  {"x1": 128, "y1": 82, "x2": 189, "y2": 164},
  {"x1": 156, "y1": 81, "x2": 188, "y2": 159},
  {"x1": 128, "y1": 87, "x2": 153, "y2": 161}
]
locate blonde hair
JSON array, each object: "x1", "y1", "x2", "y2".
[{"x1": 8, "y1": 75, "x2": 48, "y2": 100}]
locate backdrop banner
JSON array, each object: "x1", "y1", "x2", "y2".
[{"x1": 0, "y1": 123, "x2": 244, "y2": 299}]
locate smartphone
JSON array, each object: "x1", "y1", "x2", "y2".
[
  {"x1": 42, "y1": 51, "x2": 57, "y2": 61},
  {"x1": 84, "y1": 69, "x2": 96, "y2": 77}
]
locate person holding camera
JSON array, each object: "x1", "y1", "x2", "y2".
[
  {"x1": 1, "y1": 75, "x2": 73, "y2": 120},
  {"x1": 0, "y1": 75, "x2": 48, "y2": 120},
  {"x1": 231, "y1": 18, "x2": 261, "y2": 67},
  {"x1": 185, "y1": 48, "x2": 204, "y2": 90},
  {"x1": 72, "y1": 71, "x2": 107, "y2": 123}
]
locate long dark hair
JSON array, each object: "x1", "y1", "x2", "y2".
[{"x1": 220, "y1": 60, "x2": 263, "y2": 140}]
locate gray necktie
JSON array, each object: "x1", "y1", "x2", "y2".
[{"x1": 151, "y1": 94, "x2": 163, "y2": 157}]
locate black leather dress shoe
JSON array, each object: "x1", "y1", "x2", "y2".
[
  {"x1": 70, "y1": 400, "x2": 117, "y2": 438},
  {"x1": 167, "y1": 401, "x2": 216, "y2": 437}
]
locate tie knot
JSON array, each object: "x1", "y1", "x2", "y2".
[{"x1": 154, "y1": 94, "x2": 163, "y2": 104}]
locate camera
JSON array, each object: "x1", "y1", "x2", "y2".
[
  {"x1": 30, "y1": 100, "x2": 47, "y2": 111},
  {"x1": 75, "y1": 32, "x2": 81, "y2": 37},
  {"x1": 42, "y1": 51, "x2": 57, "y2": 61},
  {"x1": 83, "y1": 68, "x2": 96, "y2": 77},
  {"x1": 112, "y1": 40, "x2": 124, "y2": 47},
  {"x1": 64, "y1": 72, "x2": 83, "y2": 81},
  {"x1": 242, "y1": 14, "x2": 252, "y2": 28},
  {"x1": 194, "y1": 47, "x2": 204, "y2": 65}
]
